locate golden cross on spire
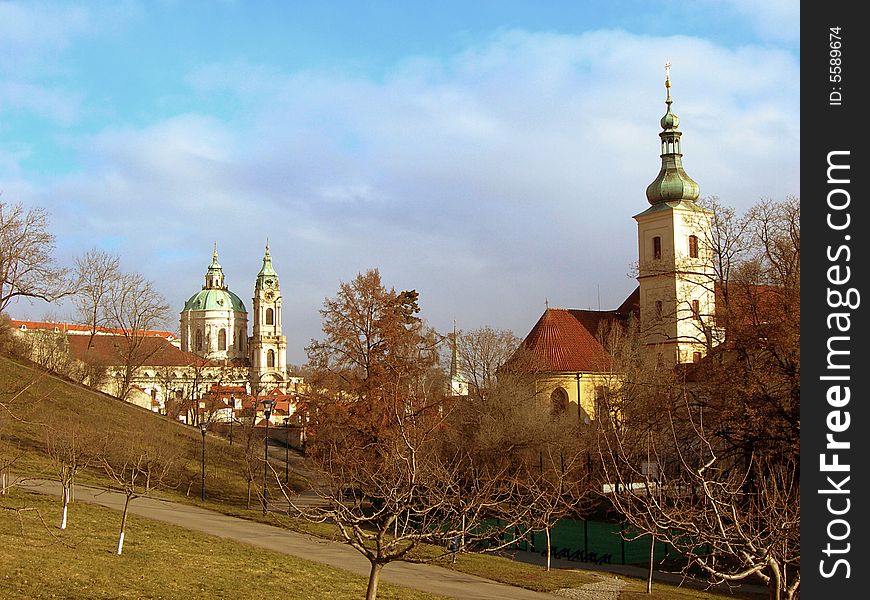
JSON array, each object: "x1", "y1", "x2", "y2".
[{"x1": 664, "y1": 61, "x2": 672, "y2": 101}]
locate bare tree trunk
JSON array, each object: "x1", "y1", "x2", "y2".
[
  {"x1": 116, "y1": 494, "x2": 132, "y2": 555},
  {"x1": 61, "y1": 485, "x2": 70, "y2": 530},
  {"x1": 545, "y1": 527, "x2": 552, "y2": 572},
  {"x1": 647, "y1": 534, "x2": 655, "y2": 593},
  {"x1": 768, "y1": 562, "x2": 782, "y2": 600},
  {"x1": 366, "y1": 562, "x2": 383, "y2": 600},
  {"x1": 247, "y1": 480, "x2": 252, "y2": 510},
  {"x1": 1, "y1": 471, "x2": 6, "y2": 495}
]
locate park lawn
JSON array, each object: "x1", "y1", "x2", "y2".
[
  {"x1": 618, "y1": 581, "x2": 766, "y2": 599},
  {"x1": 0, "y1": 490, "x2": 446, "y2": 600}
]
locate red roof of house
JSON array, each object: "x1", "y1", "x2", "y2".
[
  {"x1": 10, "y1": 319, "x2": 178, "y2": 340},
  {"x1": 518, "y1": 287, "x2": 638, "y2": 373},
  {"x1": 67, "y1": 335, "x2": 211, "y2": 367}
]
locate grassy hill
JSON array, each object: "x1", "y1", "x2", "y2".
[{"x1": 0, "y1": 353, "x2": 306, "y2": 506}]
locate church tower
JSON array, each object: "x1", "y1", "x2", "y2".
[
  {"x1": 634, "y1": 64, "x2": 717, "y2": 364},
  {"x1": 249, "y1": 242, "x2": 288, "y2": 390}
]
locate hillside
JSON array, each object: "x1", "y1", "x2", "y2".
[{"x1": 0, "y1": 353, "x2": 306, "y2": 506}]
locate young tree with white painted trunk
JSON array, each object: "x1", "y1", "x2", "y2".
[
  {"x1": 99, "y1": 422, "x2": 180, "y2": 555},
  {"x1": 45, "y1": 420, "x2": 95, "y2": 530}
]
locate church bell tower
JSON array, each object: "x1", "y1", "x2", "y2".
[
  {"x1": 634, "y1": 64, "x2": 717, "y2": 364},
  {"x1": 249, "y1": 241, "x2": 288, "y2": 390}
]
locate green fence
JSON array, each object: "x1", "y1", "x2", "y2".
[{"x1": 488, "y1": 518, "x2": 678, "y2": 566}]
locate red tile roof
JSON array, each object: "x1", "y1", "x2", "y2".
[
  {"x1": 10, "y1": 319, "x2": 177, "y2": 340},
  {"x1": 67, "y1": 335, "x2": 211, "y2": 367},
  {"x1": 518, "y1": 287, "x2": 638, "y2": 374}
]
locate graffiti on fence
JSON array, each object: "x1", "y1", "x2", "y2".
[
  {"x1": 514, "y1": 539, "x2": 613, "y2": 565},
  {"x1": 545, "y1": 546, "x2": 612, "y2": 565}
]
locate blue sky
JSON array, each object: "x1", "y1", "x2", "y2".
[{"x1": 1, "y1": 1, "x2": 799, "y2": 364}]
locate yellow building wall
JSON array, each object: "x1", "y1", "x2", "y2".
[{"x1": 533, "y1": 371, "x2": 617, "y2": 424}]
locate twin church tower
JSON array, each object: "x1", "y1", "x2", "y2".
[{"x1": 179, "y1": 242, "x2": 288, "y2": 390}]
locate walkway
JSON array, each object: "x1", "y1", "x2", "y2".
[{"x1": 20, "y1": 478, "x2": 559, "y2": 600}]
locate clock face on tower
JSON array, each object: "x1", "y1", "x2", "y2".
[{"x1": 265, "y1": 291, "x2": 274, "y2": 300}]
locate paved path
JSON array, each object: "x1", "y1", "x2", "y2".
[{"x1": 20, "y1": 478, "x2": 559, "y2": 600}]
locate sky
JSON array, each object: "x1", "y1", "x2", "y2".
[{"x1": 0, "y1": 1, "x2": 799, "y2": 365}]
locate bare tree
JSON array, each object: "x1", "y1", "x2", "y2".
[
  {"x1": 0, "y1": 201, "x2": 69, "y2": 314},
  {"x1": 45, "y1": 419, "x2": 94, "y2": 530},
  {"x1": 99, "y1": 423, "x2": 180, "y2": 555},
  {"x1": 296, "y1": 271, "x2": 539, "y2": 600},
  {"x1": 523, "y1": 438, "x2": 594, "y2": 571},
  {"x1": 73, "y1": 248, "x2": 120, "y2": 349},
  {"x1": 100, "y1": 271, "x2": 171, "y2": 400},
  {"x1": 452, "y1": 326, "x2": 522, "y2": 398},
  {"x1": 598, "y1": 390, "x2": 800, "y2": 599},
  {"x1": 291, "y1": 398, "x2": 534, "y2": 600}
]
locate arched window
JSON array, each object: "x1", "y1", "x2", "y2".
[
  {"x1": 218, "y1": 328, "x2": 227, "y2": 351},
  {"x1": 267, "y1": 349, "x2": 275, "y2": 368},
  {"x1": 653, "y1": 236, "x2": 662, "y2": 260},
  {"x1": 550, "y1": 387, "x2": 569, "y2": 415},
  {"x1": 688, "y1": 235, "x2": 699, "y2": 258},
  {"x1": 238, "y1": 329, "x2": 245, "y2": 351},
  {"x1": 692, "y1": 299, "x2": 701, "y2": 320},
  {"x1": 195, "y1": 329, "x2": 203, "y2": 351},
  {"x1": 266, "y1": 308, "x2": 274, "y2": 325},
  {"x1": 655, "y1": 300, "x2": 663, "y2": 319}
]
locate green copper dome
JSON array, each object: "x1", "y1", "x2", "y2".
[
  {"x1": 181, "y1": 245, "x2": 248, "y2": 314},
  {"x1": 646, "y1": 65, "x2": 700, "y2": 205},
  {"x1": 182, "y1": 288, "x2": 247, "y2": 313}
]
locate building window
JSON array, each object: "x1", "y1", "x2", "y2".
[
  {"x1": 653, "y1": 236, "x2": 662, "y2": 259},
  {"x1": 218, "y1": 328, "x2": 227, "y2": 351},
  {"x1": 267, "y1": 349, "x2": 275, "y2": 368},
  {"x1": 692, "y1": 299, "x2": 701, "y2": 319},
  {"x1": 693, "y1": 351, "x2": 702, "y2": 363},
  {"x1": 688, "y1": 235, "x2": 699, "y2": 258},
  {"x1": 238, "y1": 329, "x2": 245, "y2": 351},
  {"x1": 266, "y1": 308, "x2": 274, "y2": 325},
  {"x1": 195, "y1": 330, "x2": 203, "y2": 351},
  {"x1": 550, "y1": 387, "x2": 569, "y2": 415},
  {"x1": 655, "y1": 300, "x2": 663, "y2": 319}
]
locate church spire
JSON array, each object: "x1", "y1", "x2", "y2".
[
  {"x1": 204, "y1": 243, "x2": 225, "y2": 289},
  {"x1": 645, "y1": 62, "x2": 700, "y2": 205},
  {"x1": 257, "y1": 239, "x2": 278, "y2": 281}
]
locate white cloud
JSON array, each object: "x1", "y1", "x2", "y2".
[
  {"x1": 17, "y1": 28, "x2": 799, "y2": 363},
  {"x1": 709, "y1": 0, "x2": 799, "y2": 43}
]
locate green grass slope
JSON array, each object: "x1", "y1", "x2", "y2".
[
  {"x1": 0, "y1": 354, "x2": 304, "y2": 505},
  {"x1": 1, "y1": 490, "x2": 445, "y2": 600}
]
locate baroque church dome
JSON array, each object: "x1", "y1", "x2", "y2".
[
  {"x1": 182, "y1": 287, "x2": 246, "y2": 313},
  {"x1": 179, "y1": 245, "x2": 249, "y2": 361}
]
